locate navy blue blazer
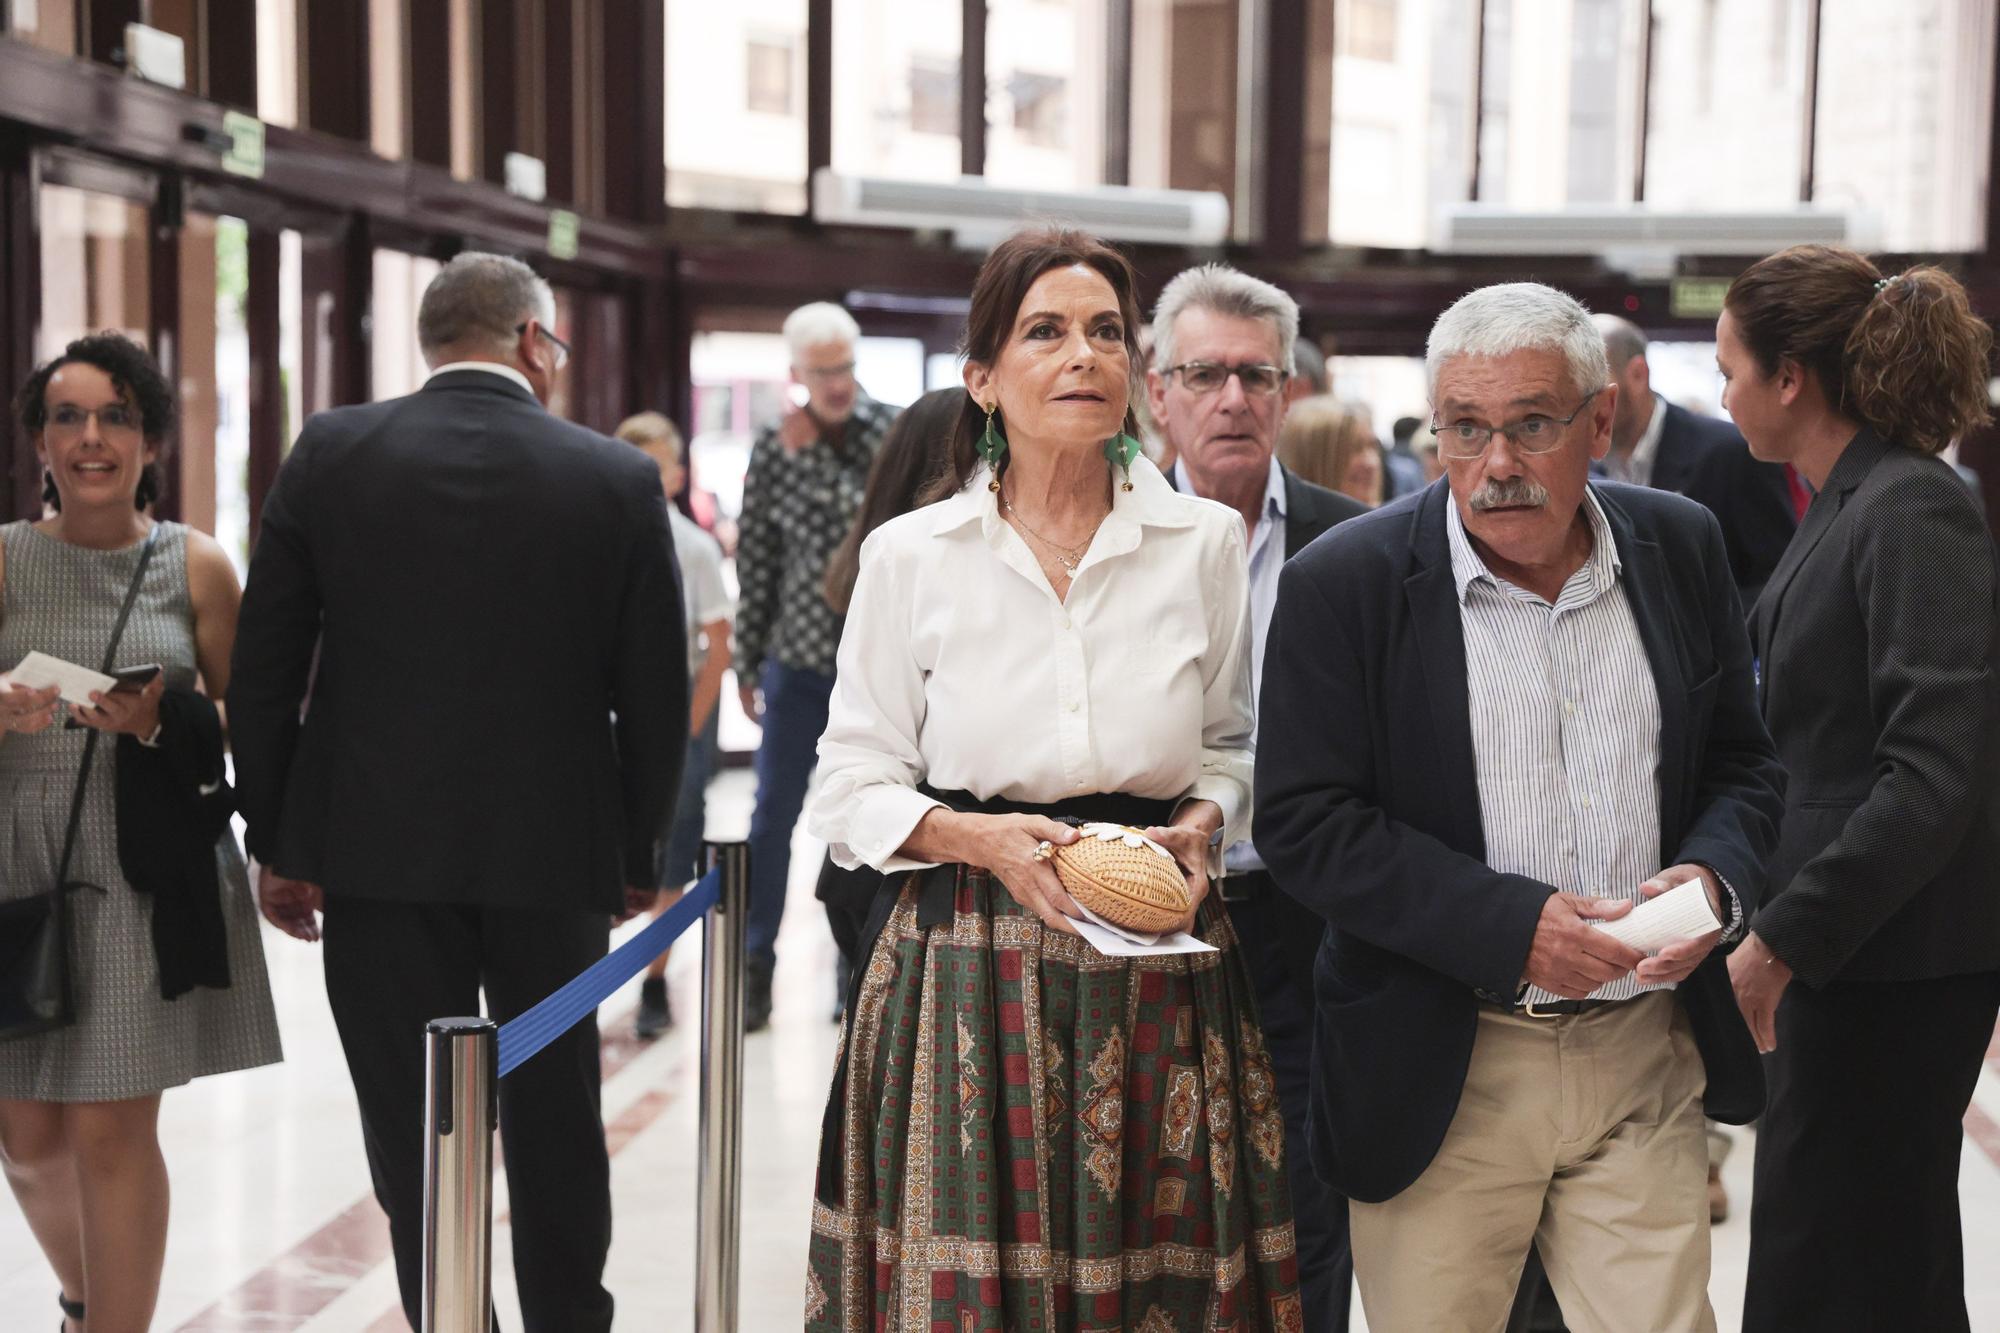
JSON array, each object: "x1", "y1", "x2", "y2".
[{"x1": 1253, "y1": 479, "x2": 1785, "y2": 1203}]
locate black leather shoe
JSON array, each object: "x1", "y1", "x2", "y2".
[
  {"x1": 635, "y1": 977, "x2": 672, "y2": 1039},
  {"x1": 745, "y1": 959, "x2": 774, "y2": 1033}
]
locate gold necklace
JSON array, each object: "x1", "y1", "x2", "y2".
[{"x1": 1000, "y1": 487, "x2": 1104, "y2": 573}]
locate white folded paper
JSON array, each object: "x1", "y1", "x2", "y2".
[
  {"x1": 1590, "y1": 878, "x2": 1723, "y2": 954},
  {"x1": 6, "y1": 651, "x2": 114, "y2": 707},
  {"x1": 1070, "y1": 903, "x2": 1218, "y2": 958}
]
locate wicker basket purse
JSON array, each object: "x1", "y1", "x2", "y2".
[{"x1": 1050, "y1": 823, "x2": 1192, "y2": 934}]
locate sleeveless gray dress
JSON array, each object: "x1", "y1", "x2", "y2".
[{"x1": 0, "y1": 521, "x2": 281, "y2": 1101}]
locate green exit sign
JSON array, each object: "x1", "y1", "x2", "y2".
[
  {"x1": 548, "y1": 209, "x2": 580, "y2": 262},
  {"x1": 221, "y1": 110, "x2": 265, "y2": 179},
  {"x1": 1669, "y1": 277, "x2": 1733, "y2": 321}
]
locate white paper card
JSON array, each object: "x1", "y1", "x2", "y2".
[
  {"x1": 1070, "y1": 904, "x2": 1217, "y2": 958},
  {"x1": 1590, "y1": 878, "x2": 1723, "y2": 954},
  {"x1": 6, "y1": 651, "x2": 114, "y2": 707}
]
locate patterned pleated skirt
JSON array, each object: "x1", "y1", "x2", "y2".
[{"x1": 806, "y1": 867, "x2": 1302, "y2": 1331}]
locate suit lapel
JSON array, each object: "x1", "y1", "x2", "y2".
[
  {"x1": 1404, "y1": 488, "x2": 1485, "y2": 858},
  {"x1": 1602, "y1": 491, "x2": 1686, "y2": 855},
  {"x1": 1751, "y1": 429, "x2": 1889, "y2": 694}
]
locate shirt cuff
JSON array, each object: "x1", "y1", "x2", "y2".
[
  {"x1": 137, "y1": 721, "x2": 164, "y2": 748},
  {"x1": 1696, "y1": 863, "x2": 1745, "y2": 942},
  {"x1": 826, "y1": 784, "x2": 945, "y2": 875},
  {"x1": 1174, "y1": 779, "x2": 1247, "y2": 851}
]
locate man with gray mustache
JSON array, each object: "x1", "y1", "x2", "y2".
[{"x1": 1254, "y1": 282, "x2": 1784, "y2": 1331}]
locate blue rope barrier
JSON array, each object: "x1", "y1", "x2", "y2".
[{"x1": 496, "y1": 866, "x2": 723, "y2": 1078}]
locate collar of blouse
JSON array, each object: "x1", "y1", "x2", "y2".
[{"x1": 928, "y1": 454, "x2": 1200, "y2": 573}]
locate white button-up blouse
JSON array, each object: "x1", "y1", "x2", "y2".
[{"x1": 807, "y1": 456, "x2": 1256, "y2": 875}]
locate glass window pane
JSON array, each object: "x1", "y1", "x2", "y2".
[
  {"x1": 370, "y1": 0, "x2": 405, "y2": 159},
  {"x1": 831, "y1": 0, "x2": 962, "y2": 182},
  {"x1": 370, "y1": 249, "x2": 441, "y2": 402},
  {"x1": 1129, "y1": 0, "x2": 1237, "y2": 202},
  {"x1": 37, "y1": 183, "x2": 151, "y2": 359},
  {"x1": 256, "y1": 0, "x2": 300, "y2": 127},
  {"x1": 666, "y1": 0, "x2": 809, "y2": 212},
  {"x1": 1813, "y1": 0, "x2": 1995, "y2": 252},
  {"x1": 8, "y1": 0, "x2": 79, "y2": 56},
  {"x1": 1476, "y1": 0, "x2": 1642, "y2": 207},
  {"x1": 985, "y1": 0, "x2": 1107, "y2": 189},
  {"x1": 1644, "y1": 0, "x2": 1809, "y2": 210}
]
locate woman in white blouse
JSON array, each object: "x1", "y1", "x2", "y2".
[{"x1": 801, "y1": 228, "x2": 1299, "y2": 1330}]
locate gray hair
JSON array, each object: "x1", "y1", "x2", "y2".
[
  {"x1": 783, "y1": 301, "x2": 861, "y2": 360},
  {"x1": 1426, "y1": 282, "x2": 1609, "y2": 401},
  {"x1": 1150, "y1": 263, "x2": 1299, "y2": 374},
  {"x1": 1592, "y1": 312, "x2": 1649, "y2": 372},
  {"x1": 418, "y1": 253, "x2": 554, "y2": 362}
]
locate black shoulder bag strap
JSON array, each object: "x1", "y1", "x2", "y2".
[{"x1": 53, "y1": 523, "x2": 162, "y2": 894}]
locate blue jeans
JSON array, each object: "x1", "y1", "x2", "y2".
[
  {"x1": 658, "y1": 710, "x2": 721, "y2": 890},
  {"x1": 745, "y1": 661, "x2": 835, "y2": 970}
]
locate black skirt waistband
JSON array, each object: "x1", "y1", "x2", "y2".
[{"x1": 919, "y1": 786, "x2": 1176, "y2": 830}]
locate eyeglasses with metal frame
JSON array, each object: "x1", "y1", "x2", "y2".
[
  {"x1": 515, "y1": 321, "x2": 572, "y2": 371},
  {"x1": 1161, "y1": 361, "x2": 1290, "y2": 397},
  {"x1": 1430, "y1": 386, "x2": 1605, "y2": 460}
]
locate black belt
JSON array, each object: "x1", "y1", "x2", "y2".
[{"x1": 1215, "y1": 868, "x2": 1273, "y2": 903}]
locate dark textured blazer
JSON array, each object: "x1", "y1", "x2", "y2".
[
  {"x1": 229, "y1": 370, "x2": 689, "y2": 913},
  {"x1": 1670, "y1": 403, "x2": 1798, "y2": 606},
  {"x1": 1254, "y1": 479, "x2": 1785, "y2": 1203},
  {"x1": 1165, "y1": 460, "x2": 1371, "y2": 560},
  {"x1": 1750, "y1": 429, "x2": 2000, "y2": 988}
]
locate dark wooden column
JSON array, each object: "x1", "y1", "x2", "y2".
[
  {"x1": 147, "y1": 175, "x2": 183, "y2": 521},
  {"x1": 85, "y1": 0, "x2": 142, "y2": 67},
  {"x1": 1253, "y1": 0, "x2": 1307, "y2": 257},
  {"x1": 806, "y1": 0, "x2": 832, "y2": 180},
  {"x1": 244, "y1": 226, "x2": 283, "y2": 540},
  {"x1": 0, "y1": 137, "x2": 40, "y2": 519},
  {"x1": 546, "y1": 0, "x2": 578, "y2": 205},
  {"x1": 302, "y1": 0, "x2": 370, "y2": 142},
  {"x1": 960, "y1": 0, "x2": 986, "y2": 177},
  {"x1": 408, "y1": 0, "x2": 453, "y2": 169},
  {"x1": 600, "y1": 0, "x2": 664, "y2": 222},
  {"x1": 204, "y1": 0, "x2": 259, "y2": 110}
]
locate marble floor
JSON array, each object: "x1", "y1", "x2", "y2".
[{"x1": 3, "y1": 767, "x2": 1997, "y2": 1331}]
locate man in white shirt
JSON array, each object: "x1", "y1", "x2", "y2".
[
  {"x1": 1148, "y1": 263, "x2": 1368, "y2": 1332},
  {"x1": 617, "y1": 412, "x2": 734, "y2": 1037}
]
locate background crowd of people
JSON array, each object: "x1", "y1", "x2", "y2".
[{"x1": 1, "y1": 228, "x2": 1995, "y2": 1332}]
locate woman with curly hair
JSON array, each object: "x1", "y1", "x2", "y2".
[
  {"x1": 1717, "y1": 247, "x2": 2000, "y2": 1332},
  {"x1": 0, "y1": 333, "x2": 281, "y2": 1333}
]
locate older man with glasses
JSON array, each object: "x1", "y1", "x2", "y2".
[
  {"x1": 733, "y1": 301, "x2": 897, "y2": 1030},
  {"x1": 1147, "y1": 263, "x2": 1369, "y2": 1331},
  {"x1": 1254, "y1": 282, "x2": 1784, "y2": 1332}
]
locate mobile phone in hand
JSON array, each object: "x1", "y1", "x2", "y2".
[{"x1": 109, "y1": 664, "x2": 162, "y2": 693}]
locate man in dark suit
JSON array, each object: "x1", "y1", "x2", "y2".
[
  {"x1": 1148, "y1": 263, "x2": 1369, "y2": 1332},
  {"x1": 1595, "y1": 313, "x2": 1797, "y2": 604},
  {"x1": 230, "y1": 253, "x2": 687, "y2": 1332},
  {"x1": 1256, "y1": 283, "x2": 1784, "y2": 1330}
]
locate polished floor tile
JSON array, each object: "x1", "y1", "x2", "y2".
[{"x1": 1, "y1": 767, "x2": 1995, "y2": 1330}]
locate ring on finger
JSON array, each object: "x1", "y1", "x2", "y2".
[{"x1": 1033, "y1": 840, "x2": 1055, "y2": 862}]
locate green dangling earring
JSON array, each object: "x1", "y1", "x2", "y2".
[
  {"x1": 977, "y1": 403, "x2": 1007, "y2": 490},
  {"x1": 1102, "y1": 432, "x2": 1142, "y2": 491}
]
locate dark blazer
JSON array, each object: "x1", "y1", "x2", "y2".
[
  {"x1": 1750, "y1": 429, "x2": 2000, "y2": 987},
  {"x1": 1254, "y1": 479, "x2": 1785, "y2": 1203},
  {"x1": 1670, "y1": 403, "x2": 1797, "y2": 605},
  {"x1": 1165, "y1": 459, "x2": 1371, "y2": 558},
  {"x1": 229, "y1": 369, "x2": 689, "y2": 914}
]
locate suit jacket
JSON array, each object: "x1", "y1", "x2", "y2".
[
  {"x1": 1670, "y1": 403, "x2": 1797, "y2": 606},
  {"x1": 229, "y1": 369, "x2": 689, "y2": 914},
  {"x1": 1750, "y1": 429, "x2": 2000, "y2": 987},
  {"x1": 1165, "y1": 460, "x2": 1371, "y2": 560},
  {"x1": 1254, "y1": 479, "x2": 1784, "y2": 1203}
]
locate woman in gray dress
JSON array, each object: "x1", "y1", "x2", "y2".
[{"x1": 0, "y1": 334, "x2": 281, "y2": 1333}]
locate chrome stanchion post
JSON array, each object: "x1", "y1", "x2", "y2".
[
  {"x1": 422, "y1": 1016, "x2": 496, "y2": 1333},
  {"x1": 696, "y1": 841, "x2": 749, "y2": 1333}
]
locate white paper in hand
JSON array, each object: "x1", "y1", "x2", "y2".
[
  {"x1": 7, "y1": 651, "x2": 114, "y2": 707},
  {"x1": 1069, "y1": 904, "x2": 1218, "y2": 958},
  {"x1": 1590, "y1": 878, "x2": 1723, "y2": 954}
]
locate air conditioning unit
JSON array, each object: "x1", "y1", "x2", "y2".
[
  {"x1": 812, "y1": 168, "x2": 1231, "y2": 248},
  {"x1": 1436, "y1": 204, "x2": 1878, "y2": 263}
]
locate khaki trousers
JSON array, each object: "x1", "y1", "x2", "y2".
[{"x1": 1349, "y1": 992, "x2": 1714, "y2": 1333}]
